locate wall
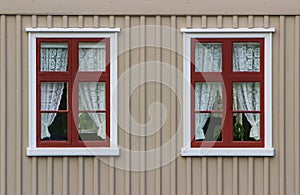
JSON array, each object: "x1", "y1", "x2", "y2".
[
  {"x1": 0, "y1": 15, "x2": 299, "y2": 195},
  {"x1": 1, "y1": 0, "x2": 300, "y2": 15}
]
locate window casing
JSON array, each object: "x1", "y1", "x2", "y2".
[
  {"x1": 27, "y1": 28, "x2": 119, "y2": 156},
  {"x1": 181, "y1": 28, "x2": 275, "y2": 156}
]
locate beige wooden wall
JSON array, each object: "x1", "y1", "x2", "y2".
[{"x1": 0, "y1": 15, "x2": 299, "y2": 195}]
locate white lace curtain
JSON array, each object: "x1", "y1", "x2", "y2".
[
  {"x1": 40, "y1": 43, "x2": 68, "y2": 72},
  {"x1": 195, "y1": 83, "x2": 222, "y2": 140},
  {"x1": 194, "y1": 43, "x2": 223, "y2": 140},
  {"x1": 79, "y1": 82, "x2": 106, "y2": 139},
  {"x1": 233, "y1": 83, "x2": 260, "y2": 140},
  {"x1": 40, "y1": 44, "x2": 68, "y2": 139},
  {"x1": 78, "y1": 42, "x2": 106, "y2": 71},
  {"x1": 194, "y1": 42, "x2": 261, "y2": 140},
  {"x1": 195, "y1": 43, "x2": 222, "y2": 72},
  {"x1": 233, "y1": 43, "x2": 261, "y2": 140},
  {"x1": 233, "y1": 43, "x2": 260, "y2": 72}
]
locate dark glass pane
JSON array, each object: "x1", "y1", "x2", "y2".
[
  {"x1": 232, "y1": 113, "x2": 260, "y2": 141},
  {"x1": 41, "y1": 113, "x2": 68, "y2": 141}
]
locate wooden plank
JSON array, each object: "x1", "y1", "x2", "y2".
[
  {"x1": 78, "y1": 157, "x2": 83, "y2": 195},
  {"x1": 233, "y1": 16, "x2": 238, "y2": 28},
  {"x1": 139, "y1": 15, "x2": 146, "y2": 195},
  {"x1": 217, "y1": 157, "x2": 223, "y2": 195},
  {"x1": 6, "y1": 15, "x2": 17, "y2": 195},
  {"x1": 248, "y1": 157, "x2": 254, "y2": 195},
  {"x1": 217, "y1": 16, "x2": 223, "y2": 28},
  {"x1": 155, "y1": 15, "x2": 162, "y2": 195},
  {"x1": 294, "y1": 15, "x2": 300, "y2": 195},
  {"x1": 0, "y1": 14, "x2": 6, "y2": 195},
  {"x1": 248, "y1": 15, "x2": 254, "y2": 28},
  {"x1": 15, "y1": 14, "x2": 22, "y2": 195},
  {"x1": 109, "y1": 16, "x2": 115, "y2": 28},
  {"x1": 63, "y1": 16, "x2": 68, "y2": 28},
  {"x1": 186, "y1": 16, "x2": 192, "y2": 28},
  {"x1": 279, "y1": 15, "x2": 286, "y2": 195},
  {"x1": 233, "y1": 157, "x2": 238, "y2": 195},
  {"x1": 201, "y1": 16, "x2": 207, "y2": 28},
  {"x1": 263, "y1": 14, "x2": 271, "y2": 195},
  {"x1": 170, "y1": 15, "x2": 177, "y2": 195},
  {"x1": 30, "y1": 15, "x2": 37, "y2": 195},
  {"x1": 201, "y1": 157, "x2": 207, "y2": 195},
  {"x1": 161, "y1": 16, "x2": 171, "y2": 195},
  {"x1": 124, "y1": 15, "x2": 131, "y2": 195},
  {"x1": 46, "y1": 15, "x2": 52, "y2": 28},
  {"x1": 63, "y1": 157, "x2": 69, "y2": 195}
]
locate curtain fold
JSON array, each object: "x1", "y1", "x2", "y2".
[
  {"x1": 234, "y1": 83, "x2": 260, "y2": 140},
  {"x1": 41, "y1": 46, "x2": 68, "y2": 71},
  {"x1": 79, "y1": 82, "x2": 106, "y2": 139},
  {"x1": 195, "y1": 43, "x2": 222, "y2": 72},
  {"x1": 195, "y1": 83, "x2": 221, "y2": 140},
  {"x1": 194, "y1": 43, "x2": 222, "y2": 140},
  {"x1": 40, "y1": 44, "x2": 68, "y2": 139},
  {"x1": 233, "y1": 42, "x2": 261, "y2": 140},
  {"x1": 41, "y1": 82, "x2": 65, "y2": 139}
]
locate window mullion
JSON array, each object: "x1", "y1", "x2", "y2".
[
  {"x1": 221, "y1": 40, "x2": 232, "y2": 146},
  {"x1": 71, "y1": 39, "x2": 79, "y2": 146}
]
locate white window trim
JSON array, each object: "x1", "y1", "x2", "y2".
[
  {"x1": 181, "y1": 28, "x2": 275, "y2": 157},
  {"x1": 26, "y1": 28, "x2": 120, "y2": 156}
]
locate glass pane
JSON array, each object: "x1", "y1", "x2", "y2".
[
  {"x1": 41, "y1": 82, "x2": 68, "y2": 111},
  {"x1": 78, "y1": 113, "x2": 106, "y2": 141},
  {"x1": 40, "y1": 42, "x2": 68, "y2": 72},
  {"x1": 78, "y1": 42, "x2": 106, "y2": 71},
  {"x1": 195, "y1": 43, "x2": 222, "y2": 72},
  {"x1": 78, "y1": 82, "x2": 105, "y2": 111},
  {"x1": 233, "y1": 82, "x2": 260, "y2": 111},
  {"x1": 233, "y1": 113, "x2": 260, "y2": 141},
  {"x1": 195, "y1": 82, "x2": 222, "y2": 111},
  {"x1": 233, "y1": 42, "x2": 260, "y2": 72},
  {"x1": 41, "y1": 113, "x2": 68, "y2": 140},
  {"x1": 195, "y1": 113, "x2": 222, "y2": 141}
]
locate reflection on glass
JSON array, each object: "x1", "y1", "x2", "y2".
[
  {"x1": 232, "y1": 113, "x2": 260, "y2": 141},
  {"x1": 78, "y1": 82, "x2": 105, "y2": 111},
  {"x1": 40, "y1": 42, "x2": 68, "y2": 72},
  {"x1": 41, "y1": 113, "x2": 67, "y2": 140},
  {"x1": 78, "y1": 113, "x2": 106, "y2": 141},
  {"x1": 195, "y1": 113, "x2": 222, "y2": 141},
  {"x1": 195, "y1": 43, "x2": 222, "y2": 72},
  {"x1": 233, "y1": 42, "x2": 260, "y2": 72},
  {"x1": 195, "y1": 82, "x2": 222, "y2": 111},
  {"x1": 78, "y1": 42, "x2": 106, "y2": 71},
  {"x1": 233, "y1": 82, "x2": 260, "y2": 111}
]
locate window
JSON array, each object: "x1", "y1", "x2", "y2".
[
  {"x1": 26, "y1": 28, "x2": 119, "y2": 156},
  {"x1": 181, "y1": 28, "x2": 275, "y2": 156}
]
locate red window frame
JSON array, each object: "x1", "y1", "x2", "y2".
[
  {"x1": 190, "y1": 38, "x2": 265, "y2": 148},
  {"x1": 36, "y1": 38, "x2": 110, "y2": 147}
]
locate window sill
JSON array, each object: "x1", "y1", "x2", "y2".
[
  {"x1": 27, "y1": 147, "x2": 120, "y2": 156},
  {"x1": 181, "y1": 147, "x2": 274, "y2": 157}
]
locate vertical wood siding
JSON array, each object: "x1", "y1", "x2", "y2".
[{"x1": 0, "y1": 15, "x2": 299, "y2": 195}]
